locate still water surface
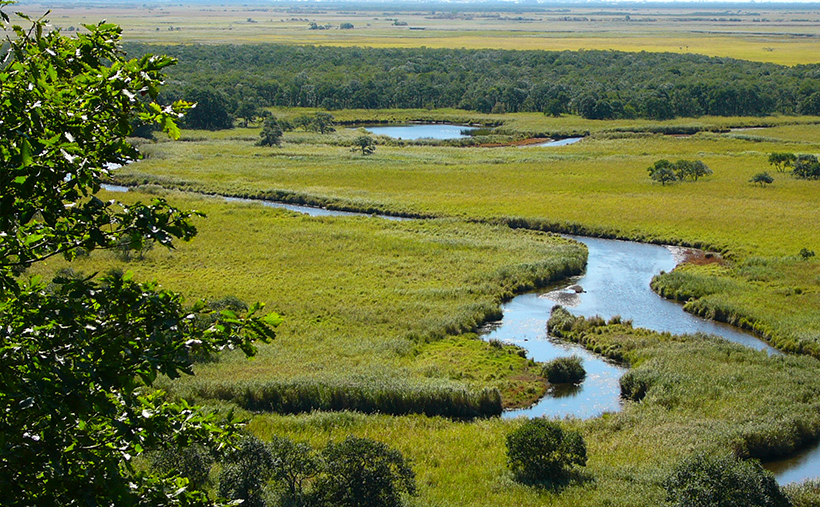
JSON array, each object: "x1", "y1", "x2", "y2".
[{"x1": 362, "y1": 123, "x2": 476, "y2": 140}]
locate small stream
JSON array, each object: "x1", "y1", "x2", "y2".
[{"x1": 101, "y1": 184, "x2": 817, "y2": 483}]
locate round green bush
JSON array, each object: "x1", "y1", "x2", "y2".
[
  {"x1": 505, "y1": 418, "x2": 587, "y2": 484},
  {"x1": 542, "y1": 355, "x2": 586, "y2": 384}
]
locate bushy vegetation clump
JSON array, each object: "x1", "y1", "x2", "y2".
[
  {"x1": 769, "y1": 152, "x2": 820, "y2": 179},
  {"x1": 505, "y1": 418, "x2": 587, "y2": 484},
  {"x1": 541, "y1": 355, "x2": 586, "y2": 383},
  {"x1": 647, "y1": 159, "x2": 712, "y2": 185},
  {"x1": 156, "y1": 434, "x2": 416, "y2": 507},
  {"x1": 663, "y1": 452, "x2": 790, "y2": 507}
]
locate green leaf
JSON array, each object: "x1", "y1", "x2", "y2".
[{"x1": 20, "y1": 138, "x2": 32, "y2": 166}]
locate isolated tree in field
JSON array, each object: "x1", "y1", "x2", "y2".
[
  {"x1": 0, "y1": 8, "x2": 278, "y2": 506},
  {"x1": 664, "y1": 453, "x2": 789, "y2": 507},
  {"x1": 686, "y1": 160, "x2": 713, "y2": 181},
  {"x1": 750, "y1": 172, "x2": 774, "y2": 187},
  {"x1": 768, "y1": 152, "x2": 796, "y2": 173},
  {"x1": 648, "y1": 159, "x2": 678, "y2": 185},
  {"x1": 351, "y1": 135, "x2": 376, "y2": 155},
  {"x1": 258, "y1": 117, "x2": 284, "y2": 147},
  {"x1": 800, "y1": 248, "x2": 816, "y2": 261},
  {"x1": 506, "y1": 418, "x2": 587, "y2": 484}
]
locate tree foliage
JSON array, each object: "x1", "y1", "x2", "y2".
[
  {"x1": 648, "y1": 159, "x2": 712, "y2": 185},
  {"x1": 125, "y1": 43, "x2": 820, "y2": 119},
  {"x1": 317, "y1": 436, "x2": 417, "y2": 507},
  {"x1": 183, "y1": 86, "x2": 234, "y2": 130},
  {"x1": 647, "y1": 160, "x2": 679, "y2": 186},
  {"x1": 792, "y1": 154, "x2": 820, "y2": 180},
  {"x1": 505, "y1": 418, "x2": 587, "y2": 484},
  {"x1": 0, "y1": 8, "x2": 279, "y2": 505},
  {"x1": 768, "y1": 152, "x2": 797, "y2": 173},
  {"x1": 663, "y1": 453, "x2": 790, "y2": 507},
  {"x1": 258, "y1": 117, "x2": 284, "y2": 147},
  {"x1": 750, "y1": 172, "x2": 774, "y2": 187},
  {"x1": 351, "y1": 135, "x2": 376, "y2": 155}
]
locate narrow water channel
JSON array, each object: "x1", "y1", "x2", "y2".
[{"x1": 102, "y1": 185, "x2": 816, "y2": 482}]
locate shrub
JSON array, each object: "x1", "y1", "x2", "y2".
[
  {"x1": 218, "y1": 435, "x2": 275, "y2": 507},
  {"x1": 793, "y1": 154, "x2": 820, "y2": 179},
  {"x1": 148, "y1": 445, "x2": 214, "y2": 490},
  {"x1": 505, "y1": 418, "x2": 587, "y2": 484},
  {"x1": 316, "y1": 436, "x2": 416, "y2": 507},
  {"x1": 784, "y1": 480, "x2": 820, "y2": 507},
  {"x1": 542, "y1": 355, "x2": 586, "y2": 383},
  {"x1": 268, "y1": 436, "x2": 320, "y2": 507},
  {"x1": 750, "y1": 172, "x2": 774, "y2": 186},
  {"x1": 258, "y1": 117, "x2": 284, "y2": 147},
  {"x1": 663, "y1": 452, "x2": 790, "y2": 507}
]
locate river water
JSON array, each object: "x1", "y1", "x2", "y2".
[{"x1": 101, "y1": 185, "x2": 815, "y2": 483}]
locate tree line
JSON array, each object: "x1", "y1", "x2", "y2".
[{"x1": 123, "y1": 43, "x2": 820, "y2": 122}]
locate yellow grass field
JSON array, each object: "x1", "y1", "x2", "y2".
[{"x1": 20, "y1": 3, "x2": 820, "y2": 65}]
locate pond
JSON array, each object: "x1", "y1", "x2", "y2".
[{"x1": 361, "y1": 123, "x2": 477, "y2": 140}]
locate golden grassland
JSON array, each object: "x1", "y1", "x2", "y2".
[{"x1": 18, "y1": 3, "x2": 820, "y2": 65}]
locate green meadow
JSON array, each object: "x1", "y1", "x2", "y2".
[
  {"x1": 115, "y1": 111, "x2": 820, "y2": 356},
  {"x1": 53, "y1": 109, "x2": 814, "y2": 503},
  {"x1": 33, "y1": 190, "x2": 586, "y2": 411},
  {"x1": 10, "y1": 2, "x2": 820, "y2": 503}
]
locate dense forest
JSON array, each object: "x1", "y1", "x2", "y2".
[{"x1": 126, "y1": 44, "x2": 820, "y2": 121}]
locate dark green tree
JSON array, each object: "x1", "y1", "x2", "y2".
[
  {"x1": 258, "y1": 117, "x2": 284, "y2": 147},
  {"x1": 218, "y1": 436, "x2": 276, "y2": 507},
  {"x1": 792, "y1": 154, "x2": 820, "y2": 180},
  {"x1": 268, "y1": 436, "x2": 321, "y2": 507},
  {"x1": 648, "y1": 159, "x2": 678, "y2": 186},
  {"x1": 0, "y1": 8, "x2": 279, "y2": 505},
  {"x1": 183, "y1": 86, "x2": 234, "y2": 130},
  {"x1": 799, "y1": 248, "x2": 816, "y2": 261},
  {"x1": 312, "y1": 112, "x2": 336, "y2": 134},
  {"x1": 235, "y1": 101, "x2": 262, "y2": 127},
  {"x1": 750, "y1": 172, "x2": 774, "y2": 187},
  {"x1": 351, "y1": 135, "x2": 376, "y2": 155},
  {"x1": 768, "y1": 152, "x2": 797, "y2": 173},
  {"x1": 505, "y1": 418, "x2": 587, "y2": 484},
  {"x1": 664, "y1": 453, "x2": 790, "y2": 507},
  {"x1": 317, "y1": 436, "x2": 416, "y2": 507}
]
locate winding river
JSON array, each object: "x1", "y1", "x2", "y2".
[{"x1": 101, "y1": 185, "x2": 817, "y2": 483}]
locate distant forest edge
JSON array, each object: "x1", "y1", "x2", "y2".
[{"x1": 126, "y1": 44, "x2": 820, "y2": 120}]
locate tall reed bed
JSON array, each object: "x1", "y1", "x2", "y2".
[{"x1": 173, "y1": 376, "x2": 502, "y2": 418}]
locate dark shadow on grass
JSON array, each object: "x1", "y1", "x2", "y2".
[{"x1": 513, "y1": 468, "x2": 594, "y2": 492}]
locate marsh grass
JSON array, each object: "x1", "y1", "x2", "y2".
[
  {"x1": 31, "y1": 189, "x2": 586, "y2": 412},
  {"x1": 652, "y1": 259, "x2": 820, "y2": 357}
]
